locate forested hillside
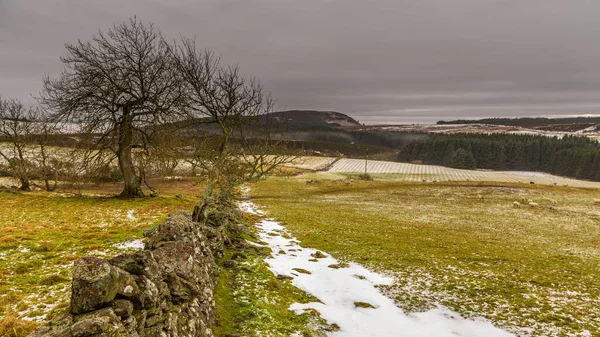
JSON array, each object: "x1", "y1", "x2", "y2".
[{"x1": 398, "y1": 134, "x2": 600, "y2": 181}]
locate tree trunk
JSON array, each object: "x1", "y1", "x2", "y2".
[
  {"x1": 19, "y1": 177, "x2": 31, "y2": 191},
  {"x1": 117, "y1": 107, "x2": 144, "y2": 198},
  {"x1": 39, "y1": 145, "x2": 56, "y2": 191}
]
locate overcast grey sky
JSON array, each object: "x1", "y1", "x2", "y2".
[{"x1": 1, "y1": 0, "x2": 599, "y2": 124}]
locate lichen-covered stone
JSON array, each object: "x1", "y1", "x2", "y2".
[
  {"x1": 131, "y1": 274, "x2": 160, "y2": 310},
  {"x1": 71, "y1": 308, "x2": 126, "y2": 337},
  {"x1": 165, "y1": 272, "x2": 198, "y2": 304},
  {"x1": 109, "y1": 250, "x2": 161, "y2": 281},
  {"x1": 153, "y1": 241, "x2": 195, "y2": 278},
  {"x1": 30, "y1": 203, "x2": 233, "y2": 337},
  {"x1": 111, "y1": 299, "x2": 134, "y2": 319},
  {"x1": 28, "y1": 314, "x2": 73, "y2": 337},
  {"x1": 70, "y1": 257, "x2": 124, "y2": 314}
]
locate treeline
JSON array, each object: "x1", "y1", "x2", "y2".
[
  {"x1": 289, "y1": 129, "x2": 427, "y2": 150},
  {"x1": 437, "y1": 117, "x2": 600, "y2": 128},
  {"x1": 398, "y1": 134, "x2": 600, "y2": 181}
]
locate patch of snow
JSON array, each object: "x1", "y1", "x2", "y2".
[
  {"x1": 244, "y1": 202, "x2": 515, "y2": 337},
  {"x1": 499, "y1": 171, "x2": 557, "y2": 179},
  {"x1": 238, "y1": 201, "x2": 264, "y2": 215},
  {"x1": 114, "y1": 239, "x2": 144, "y2": 250},
  {"x1": 240, "y1": 186, "x2": 251, "y2": 195},
  {"x1": 126, "y1": 209, "x2": 137, "y2": 221},
  {"x1": 19, "y1": 247, "x2": 30, "y2": 253}
]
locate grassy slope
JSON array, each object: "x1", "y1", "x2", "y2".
[
  {"x1": 0, "y1": 179, "x2": 201, "y2": 336},
  {"x1": 0, "y1": 176, "x2": 330, "y2": 337},
  {"x1": 213, "y1": 243, "x2": 328, "y2": 337},
  {"x1": 250, "y1": 175, "x2": 600, "y2": 336}
]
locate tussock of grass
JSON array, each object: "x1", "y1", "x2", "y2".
[
  {"x1": 354, "y1": 302, "x2": 375, "y2": 309},
  {"x1": 251, "y1": 175, "x2": 600, "y2": 336},
  {"x1": 0, "y1": 316, "x2": 38, "y2": 337}
]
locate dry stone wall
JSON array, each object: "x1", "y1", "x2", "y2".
[{"x1": 30, "y1": 202, "x2": 238, "y2": 337}]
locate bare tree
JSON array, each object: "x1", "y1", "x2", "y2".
[
  {"x1": 173, "y1": 39, "x2": 296, "y2": 220},
  {"x1": 31, "y1": 115, "x2": 61, "y2": 191},
  {"x1": 0, "y1": 98, "x2": 37, "y2": 190},
  {"x1": 174, "y1": 40, "x2": 271, "y2": 195},
  {"x1": 40, "y1": 17, "x2": 185, "y2": 197},
  {"x1": 237, "y1": 115, "x2": 298, "y2": 183}
]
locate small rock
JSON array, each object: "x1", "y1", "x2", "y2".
[
  {"x1": 292, "y1": 268, "x2": 311, "y2": 275},
  {"x1": 109, "y1": 250, "x2": 160, "y2": 280},
  {"x1": 131, "y1": 275, "x2": 159, "y2": 309},
  {"x1": 111, "y1": 299, "x2": 134, "y2": 319},
  {"x1": 145, "y1": 313, "x2": 165, "y2": 328},
  {"x1": 71, "y1": 308, "x2": 126, "y2": 336},
  {"x1": 118, "y1": 272, "x2": 140, "y2": 298}
]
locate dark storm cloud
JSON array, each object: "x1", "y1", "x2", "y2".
[{"x1": 1, "y1": 0, "x2": 600, "y2": 123}]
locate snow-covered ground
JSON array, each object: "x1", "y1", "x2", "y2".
[
  {"x1": 325, "y1": 158, "x2": 600, "y2": 188},
  {"x1": 367, "y1": 124, "x2": 575, "y2": 139},
  {"x1": 113, "y1": 239, "x2": 144, "y2": 250},
  {"x1": 243, "y1": 201, "x2": 515, "y2": 337}
]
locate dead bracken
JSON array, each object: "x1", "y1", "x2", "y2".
[{"x1": 328, "y1": 263, "x2": 350, "y2": 269}]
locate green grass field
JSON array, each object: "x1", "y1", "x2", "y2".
[
  {"x1": 250, "y1": 174, "x2": 600, "y2": 336},
  {"x1": 0, "y1": 179, "x2": 202, "y2": 336},
  {"x1": 3, "y1": 168, "x2": 600, "y2": 336},
  {"x1": 0, "y1": 175, "x2": 331, "y2": 337}
]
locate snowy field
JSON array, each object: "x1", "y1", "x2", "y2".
[
  {"x1": 325, "y1": 158, "x2": 600, "y2": 188},
  {"x1": 240, "y1": 201, "x2": 515, "y2": 337},
  {"x1": 287, "y1": 156, "x2": 339, "y2": 171}
]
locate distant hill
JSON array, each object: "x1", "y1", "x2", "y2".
[
  {"x1": 267, "y1": 110, "x2": 362, "y2": 128},
  {"x1": 163, "y1": 110, "x2": 362, "y2": 133}
]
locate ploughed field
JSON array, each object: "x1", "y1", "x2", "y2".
[
  {"x1": 250, "y1": 175, "x2": 600, "y2": 336},
  {"x1": 291, "y1": 157, "x2": 600, "y2": 188}
]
